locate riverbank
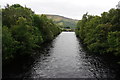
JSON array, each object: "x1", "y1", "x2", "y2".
[
  {"x1": 2, "y1": 4, "x2": 61, "y2": 78},
  {"x1": 75, "y1": 8, "x2": 120, "y2": 66},
  {"x1": 3, "y1": 33, "x2": 61, "y2": 79},
  {"x1": 3, "y1": 32, "x2": 120, "y2": 79},
  {"x1": 76, "y1": 36, "x2": 120, "y2": 79}
]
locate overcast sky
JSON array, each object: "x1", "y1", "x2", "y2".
[{"x1": 1, "y1": 0, "x2": 119, "y2": 20}]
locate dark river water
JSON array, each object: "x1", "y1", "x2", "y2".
[{"x1": 22, "y1": 32, "x2": 119, "y2": 79}]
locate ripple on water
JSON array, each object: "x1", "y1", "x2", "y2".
[{"x1": 24, "y1": 32, "x2": 117, "y2": 79}]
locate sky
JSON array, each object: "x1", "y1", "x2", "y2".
[{"x1": 0, "y1": 0, "x2": 119, "y2": 20}]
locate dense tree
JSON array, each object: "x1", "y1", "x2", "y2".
[
  {"x1": 107, "y1": 31, "x2": 120, "y2": 56},
  {"x1": 2, "y1": 4, "x2": 34, "y2": 28},
  {"x1": 2, "y1": 26, "x2": 16, "y2": 64},
  {"x1": 2, "y1": 4, "x2": 61, "y2": 65},
  {"x1": 11, "y1": 17, "x2": 37, "y2": 57},
  {"x1": 75, "y1": 8, "x2": 120, "y2": 62}
]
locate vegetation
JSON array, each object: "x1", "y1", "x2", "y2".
[
  {"x1": 75, "y1": 8, "x2": 120, "y2": 63},
  {"x1": 46, "y1": 14, "x2": 78, "y2": 30},
  {"x1": 2, "y1": 4, "x2": 61, "y2": 65}
]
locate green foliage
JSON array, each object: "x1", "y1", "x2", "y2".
[
  {"x1": 33, "y1": 14, "x2": 61, "y2": 41},
  {"x1": 2, "y1": 4, "x2": 34, "y2": 27},
  {"x1": 2, "y1": 4, "x2": 61, "y2": 65},
  {"x1": 46, "y1": 15, "x2": 78, "y2": 29},
  {"x1": 75, "y1": 8, "x2": 120, "y2": 58},
  {"x1": 107, "y1": 31, "x2": 120, "y2": 56},
  {"x1": 2, "y1": 26, "x2": 17, "y2": 64},
  {"x1": 11, "y1": 17, "x2": 37, "y2": 56}
]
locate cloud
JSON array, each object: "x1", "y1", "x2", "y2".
[{"x1": 1, "y1": 0, "x2": 119, "y2": 19}]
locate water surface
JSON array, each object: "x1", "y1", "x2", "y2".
[{"x1": 24, "y1": 32, "x2": 116, "y2": 78}]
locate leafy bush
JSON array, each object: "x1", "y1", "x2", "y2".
[
  {"x1": 75, "y1": 8, "x2": 120, "y2": 59},
  {"x1": 2, "y1": 4, "x2": 61, "y2": 65}
]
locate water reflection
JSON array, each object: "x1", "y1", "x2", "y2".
[{"x1": 24, "y1": 32, "x2": 116, "y2": 78}]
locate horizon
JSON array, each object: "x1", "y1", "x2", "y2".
[
  {"x1": 1, "y1": 0, "x2": 119, "y2": 19},
  {"x1": 38, "y1": 14, "x2": 79, "y2": 20}
]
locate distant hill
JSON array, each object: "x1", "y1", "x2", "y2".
[{"x1": 45, "y1": 14, "x2": 78, "y2": 29}]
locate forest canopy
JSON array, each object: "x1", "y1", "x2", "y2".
[
  {"x1": 75, "y1": 8, "x2": 120, "y2": 62},
  {"x1": 2, "y1": 4, "x2": 61, "y2": 64}
]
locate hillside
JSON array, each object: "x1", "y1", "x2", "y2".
[{"x1": 45, "y1": 14, "x2": 78, "y2": 29}]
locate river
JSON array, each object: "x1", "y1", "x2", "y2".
[{"x1": 23, "y1": 32, "x2": 118, "y2": 79}]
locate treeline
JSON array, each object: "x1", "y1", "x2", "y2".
[
  {"x1": 2, "y1": 4, "x2": 61, "y2": 65},
  {"x1": 75, "y1": 8, "x2": 120, "y2": 62}
]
